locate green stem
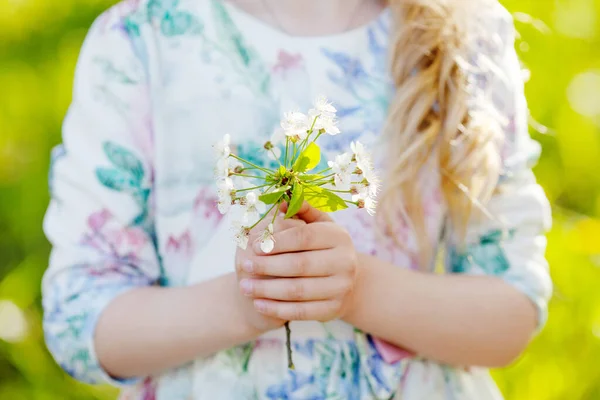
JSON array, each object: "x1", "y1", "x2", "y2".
[
  {"x1": 247, "y1": 202, "x2": 279, "y2": 231},
  {"x1": 231, "y1": 173, "x2": 266, "y2": 179},
  {"x1": 291, "y1": 141, "x2": 299, "y2": 166},
  {"x1": 314, "y1": 180, "x2": 334, "y2": 186},
  {"x1": 305, "y1": 173, "x2": 335, "y2": 183},
  {"x1": 230, "y1": 154, "x2": 272, "y2": 174},
  {"x1": 313, "y1": 167, "x2": 332, "y2": 175},
  {"x1": 270, "y1": 149, "x2": 283, "y2": 166},
  {"x1": 285, "y1": 321, "x2": 294, "y2": 370},
  {"x1": 284, "y1": 139, "x2": 289, "y2": 168},
  {"x1": 296, "y1": 116, "x2": 319, "y2": 155},
  {"x1": 313, "y1": 131, "x2": 323, "y2": 145},
  {"x1": 271, "y1": 202, "x2": 280, "y2": 225},
  {"x1": 235, "y1": 183, "x2": 273, "y2": 192},
  {"x1": 328, "y1": 189, "x2": 351, "y2": 193}
]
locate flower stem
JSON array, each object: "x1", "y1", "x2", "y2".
[
  {"x1": 313, "y1": 131, "x2": 323, "y2": 145},
  {"x1": 314, "y1": 180, "x2": 334, "y2": 186},
  {"x1": 305, "y1": 173, "x2": 335, "y2": 183},
  {"x1": 271, "y1": 201, "x2": 280, "y2": 225},
  {"x1": 230, "y1": 154, "x2": 272, "y2": 174},
  {"x1": 291, "y1": 142, "x2": 299, "y2": 166},
  {"x1": 231, "y1": 173, "x2": 266, "y2": 179},
  {"x1": 235, "y1": 183, "x2": 273, "y2": 192},
  {"x1": 313, "y1": 167, "x2": 332, "y2": 175},
  {"x1": 284, "y1": 139, "x2": 289, "y2": 168},
  {"x1": 297, "y1": 116, "x2": 318, "y2": 153},
  {"x1": 285, "y1": 321, "x2": 294, "y2": 370},
  {"x1": 328, "y1": 189, "x2": 351, "y2": 193},
  {"x1": 270, "y1": 149, "x2": 283, "y2": 166},
  {"x1": 247, "y1": 202, "x2": 279, "y2": 231}
]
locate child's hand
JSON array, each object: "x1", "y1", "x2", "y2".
[
  {"x1": 234, "y1": 214, "x2": 306, "y2": 333},
  {"x1": 238, "y1": 203, "x2": 359, "y2": 323}
]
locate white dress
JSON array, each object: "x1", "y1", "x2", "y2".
[{"x1": 42, "y1": 0, "x2": 552, "y2": 398}]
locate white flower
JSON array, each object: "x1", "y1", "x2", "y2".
[
  {"x1": 281, "y1": 111, "x2": 309, "y2": 141},
  {"x1": 332, "y1": 174, "x2": 350, "y2": 191},
  {"x1": 242, "y1": 191, "x2": 266, "y2": 225},
  {"x1": 270, "y1": 127, "x2": 285, "y2": 145},
  {"x1": 315, "y1": 115, "x2": 340, "y2": 135},
  {"x1": 309, "y1": 96, "x2": 336, "y2": 119},
  {"x1": 216, "y1": 178, "x2": 235, "y2": 214},
  {"x1": 360, "y1": 163, "x2": 380, "y2": 198},
  {"x1": 231, "y1": 220, "x2": 250, "y2": 250},
  {"x1": 352, "y1": 190, "x2": 377, "y2": 216},
  {"x1": 309, "y1": 96, "x2": 340, "y2": 135},
  {"x1": 350, "y1": 140, "x2": 372, "y2": 172},
  {"x1": 214, "y1": 134, "x2": 231, "y2": 159},
  {"x1": 327, "y1": 152, "x2": 353, "y2": 191},
  {"x1": 259, "y1": 223, "x2": 275, "y2": 253},
  {"x1": 215, "y1": 157, "x2": 243, "y2": 180},
  {"x1": 215, "y1": 158, "x2": 229, "y2": 180},
  {"x1": 230, "y1": 158, "x2": 243, "y2": 173}
]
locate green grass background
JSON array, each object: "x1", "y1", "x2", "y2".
[{"x1": 0, "y1": 0, "x2": 599, "y2": 399}]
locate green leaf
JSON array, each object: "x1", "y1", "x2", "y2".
[
  {"x1": 303, "y1": 185, "x2": 347, "y2": 212},
  {"x1": 278, "y1": 165, "x2": 287, "y2": 176},
  {"x1": 293, "y1": 142, "x2": 321, "y2": 173},
  {"x1": 95, "y1": 168, "x2": 137, "y2": 192},
  {"x1": 285, "y1": 183, "x2": 304, "y2": 218},
  {"x1": 103, "y1": 142, "x2": 144, "y2": 182},
  {"x1": 259, "y1": 186, "x2": 290, "y2": 204}
]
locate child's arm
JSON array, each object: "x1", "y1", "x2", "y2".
[
  {"x1": 244, "y1": 9, "x2": 551, "y2": 367},
  {"x1": 92, "y1": 274, "x2": 261, "y2": 380},
  {"x1": 247, "y1": 170, "x2": 550, "y2": 367},
  {"x1": 343, "y1": 251, "x2": 544, "y2": 367},
  {"x1": 42, "y1": 8, "x2": 270, "y2": 385}
]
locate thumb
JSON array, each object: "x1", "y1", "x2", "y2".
[{"x1": 279, "y1": 201, "x2": 333, "y2": 223}]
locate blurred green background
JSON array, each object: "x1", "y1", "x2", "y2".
[{"x1": 0, "y1": 0, "x2": 599, "y2": 399}]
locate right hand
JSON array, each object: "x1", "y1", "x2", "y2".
[{"x1": 234, "y1": 213, "x2": 306, "y2": 333}]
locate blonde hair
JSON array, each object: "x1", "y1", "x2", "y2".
[{"x1": 379, "y1": 0, "x2": 504, "y2": 268}]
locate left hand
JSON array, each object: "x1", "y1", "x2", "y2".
[{"x1": 237, "y1": 203, "x2": 359, "y2": 322}]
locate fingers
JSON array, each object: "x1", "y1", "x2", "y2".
[
  {"x1": 250, "y1": 211, "x2": 305, "y2": 235},
  {"x1": 239, "y1": 276, "x2": 351, "y2": 301},
  {"x1": 280, "y1": 201, "x2": 332, "y2": 224},
  {"x1": 242, "y1": 250, "x2": 342, "y2": 277},
  {"x1": 273, "y1": 213, "x2": 306, "y2": 232},
  {"x1": 253, "y1": 299, "x2": 343, "y2": 322},
  {"x1": 254, "y1": 222, "x2": 345, "y2": 255}
]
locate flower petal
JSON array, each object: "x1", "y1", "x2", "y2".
[{"x1": 260, "y1": 237, "x2": 275, "y2": 253}]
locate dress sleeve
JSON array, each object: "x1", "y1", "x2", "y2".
[
  {"x1": 42, "y1": 8, "x2": 160, "y2": 386},
  {"x1": 448, "y1": 8, "x2": 553, "y2": 331}
]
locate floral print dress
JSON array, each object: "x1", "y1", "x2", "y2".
[{"x1": 42, "y1": 0, "x2": 552, "y2": 399}]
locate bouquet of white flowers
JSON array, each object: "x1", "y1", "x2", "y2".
[{"x1": 213, "y1": 96, "x2": 378, "y2": 369}]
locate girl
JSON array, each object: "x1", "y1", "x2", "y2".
[{"x1": 42, "y1": 0, "x2": 552, "y2": 398}]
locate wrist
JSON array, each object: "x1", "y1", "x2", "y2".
[
  {"x1": 229, "y1": 276, "x2": 267, "y2": 339},
  {"x1": 341, "y1": 253, "x2": 369, "y2": 326},
  {"x1": 188, "y1": 274, "x2": 264, "y2": 345}
]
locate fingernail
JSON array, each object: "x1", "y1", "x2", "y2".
[
  {"x1": 254, "y1": 299, "x2": 267, "y2": 313},
  {"x1": 242, "y1": 259, "x2": 254, "y2": 273},
  {"x1": 240, "y1": 279, "x2": 253, "y2": 295}
]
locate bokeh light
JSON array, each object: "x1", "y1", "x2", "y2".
[{"x1": 0, "y1": 300, "x2": 28, "y2": 343}]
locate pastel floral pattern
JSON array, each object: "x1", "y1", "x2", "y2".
[
  {"x1": 42, "y1": 1, "x2": 552, "y2": 399},
  {"x1": 450, "y1": 229, "x2": 515, "y2": 275}
]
